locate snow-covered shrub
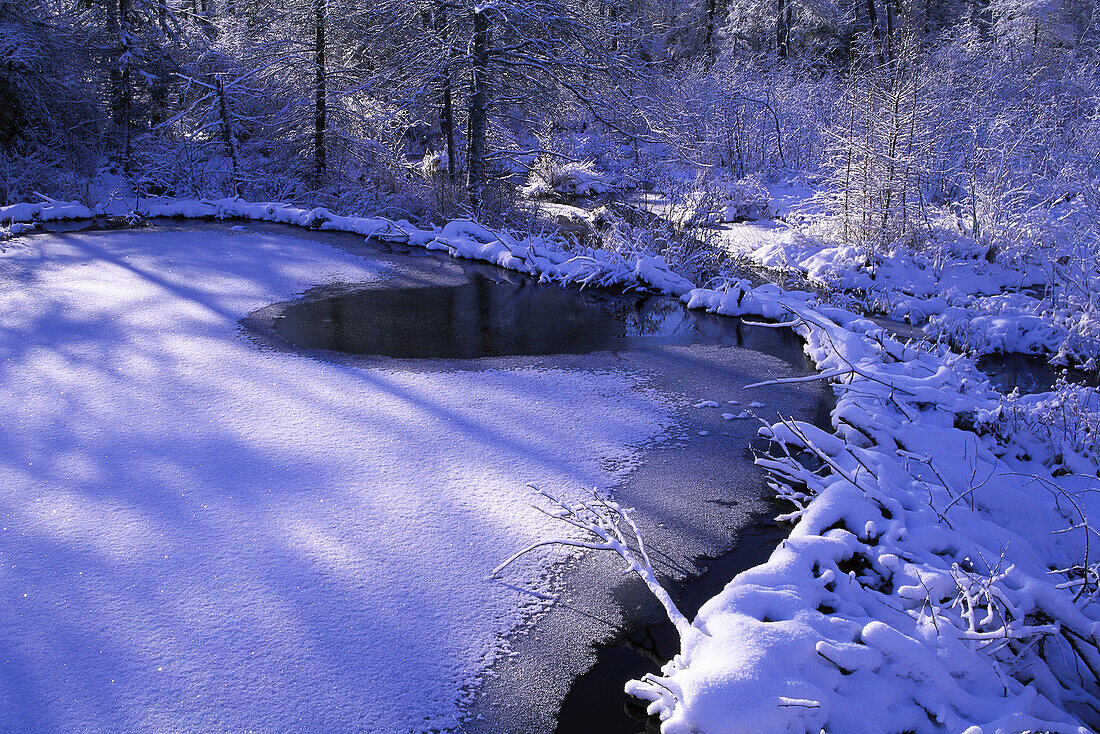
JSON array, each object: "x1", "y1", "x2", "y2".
[
  {"x1": 523, "y1": 158, "x2": 611, "y2": 201},
  {"x1": 1001, "y1": 383, "x2": 1100, "y2": 474},
  {"x1": 0, "y1": 144, "x2": 99, "y2": 207},
  {"x1": 629, "y1": 288, "x2": 1100, "y2": 733},
  {"x1": 927, "y1": 291, "x2": 1100, "y2": 367},
  {"x1": 711, "y1": 174, "x2": 772, "y2": 222},
  {"x1": 590, "y1": 200, "x2": 730, "y2": 284}
]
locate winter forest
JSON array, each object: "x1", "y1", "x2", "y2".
[
  {"x1": 2, "y1": 0, "x2": 1100, "y2": 732},
  {"x1": 3, "y1": 0, "x2": 1100, "y2": 313}
]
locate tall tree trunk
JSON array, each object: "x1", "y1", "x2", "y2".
[
  {"x1": 466, "y1": 5, "x2": 489, "y2": 208},
  {"x1": 704, "y1": 0, "x2": 718, "y2": 58},
  {"x1": 776, "y1": 0, "x2": 791, "y2": 58},
  {"x1": 313, "y1": 0, "x2": 327, "y2": 188},
  {"x1": 885, "y1": 0, "x2": 895, "y2": 63},
  {"x1": 121, "y1": 66, "x2": 132, "y2": 174},
  {"x1": 215, "y1": 78, "x2": 240, "y2": 197},
  {"x1": 113, "y1": 0, "x2": 133, "y2": 174},
  {"x1": 433, "y1": 2, "x2": 458, "y2": 185},
  {"x1": 866, "y1": 0, "x2": 885, "y2": 65},
  {"x1": 442, "y1": 85, "x2": 457, "y2": 185}
]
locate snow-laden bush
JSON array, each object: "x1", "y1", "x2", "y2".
[
  {"x1": 523, "y1": 158, "x2": 611, "y2": 201},
  {"x1": 589, "y1": 202, "x2": 730, "y2": 284},
  {"x1": 999, "y1": 383, "x2": 1100, "y2": 475},
  {"x1": 711, "y1": 174, "x2": 772, "y2": 222},
  {"x1": 927, "y1": 291, "x2": 1100, "y2": 367}
]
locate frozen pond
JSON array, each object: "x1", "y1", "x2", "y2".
[{"x1": 0, "y1": 222, "x2": 829, "y2": 733}]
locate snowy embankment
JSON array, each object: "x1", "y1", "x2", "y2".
[
  {"x1": 0, "y1": 196, "x2": 694, "y2": 297},
  {"x1": 626, "y1": 279, "x2": 1100, "y2": 733},
  {"x1": 710, "y1": 187, "x2": 1100, "y2": 367}
]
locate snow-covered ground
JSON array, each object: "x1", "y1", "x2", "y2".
[
  {"x1": 644, "y1": 180, "x2": 1099, "y2": 370},
  {"x1": 0, "y1": 226, "x2": 678, "y2": 731}
]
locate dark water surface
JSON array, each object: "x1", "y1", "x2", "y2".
[
  {"x1": 977, "y1": 353, "x2": 1100, "y2": 394},
  {"x1": 271, "y1": 273, "x2": 775, "y2": 360}
]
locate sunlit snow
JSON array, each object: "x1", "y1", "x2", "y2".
[{"x1": 0, "y1": 228, "x2": 674, "y2": 732}]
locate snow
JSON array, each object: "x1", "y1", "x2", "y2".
[
  {"x1": 1, "y1": 198, "x2": 695, "y2": 297},
  {"x1": 697, "y1": 183, "x2": 1100, "y2": 364},
  {"x1": 0, "y1": 227, "x2": 676, "y2": 731},
  {"x1": 0, "y1": 200, "x2": 95, "y2": 225},
  {"x1": 4, "y1": 196, "x2": 1099, "y2": 733},
  {"x1": 629, "y1": 283, "x2": 1100, "y2": 733},
  {"x1": 522, "y1": 160, "x2": 610, "y2": 200},
  {"x1": 927, "y1": 292, "x2": 1100, "y2": 367}
]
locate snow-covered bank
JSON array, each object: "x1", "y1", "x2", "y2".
[
  {"x1": 0, "y1": 226, "x2": 678, "y2": 731},
  {"x1": 626, "y1": 280, "x2": 1100, "y2": 733},
  {"x1": 0, "y1": 197, "x2": 694, "y2": 297},
  {"x1": 703, "y1": 184, "x2": 1100, "y2": 368}
]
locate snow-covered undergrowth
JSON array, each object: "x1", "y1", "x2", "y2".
[
  {"x1": 522, "y1": 159, "x2": 611, "y2": 201},
  {"x1": 625, "y1": 280, "x2": 1100, "y2": 733},
  {"x1": 698, "y1": 184, "x2": 1100, "y2": 368},
  {"x1": 927, "y1": 292, "x2": 1100, "y2": 369}
]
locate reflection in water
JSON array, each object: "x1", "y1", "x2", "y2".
[{"x1": 272, "y1": 274, "x2": 775, "y2": 359}]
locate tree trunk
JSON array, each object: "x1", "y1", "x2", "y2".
[
  {"x1": 313, "y1": 0, "x2": 327, "y2": 188},
  {"x1": 866, "y1": 0, "x2": 885, "y2": 65},
  {"x1": 433, "y1": 2, "x2": 458, "y2": 185},
  {"x1": 121, "y1": 66, "x2": 132, "y2": 174},
  {"x1": 114, "y1": 0, "x2": 133, "y2": 174},
  {"x1": 885, "y1": 0, "x2": 895, "y2": 63},
  {"x1": 466, "y1": 5, "x2": 489, "y2": 208},
  {"x1": 442, "y1": 85, "x2": 457, "y2": 185},
  {"x1": 705, "y1": 0, "x2": 718, "y2": 58},
  {"x1": 215, "y1": 78, "x2": 241, "y2": 197},
  {"x1": 777, "y1": 0, "x2": 791, "y2": 59}
]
